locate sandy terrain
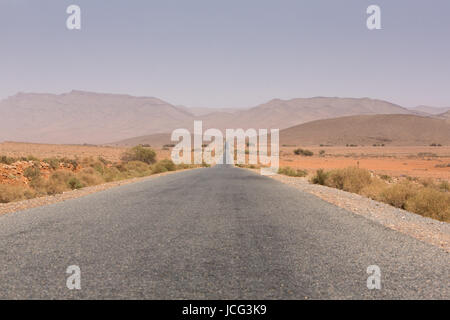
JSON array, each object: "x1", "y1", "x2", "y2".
[
  {"x1": 280, "y1": 146, "x2": 450, "y2": 181},
  {"x1": 0, "y1": 141, "x2": 171, "y2": 163},
  {"x1": 1, "y1": 142, "x2": 449, "y2": 182}
]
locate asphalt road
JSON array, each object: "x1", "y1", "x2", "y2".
[{"x1": 0, "y1": 165, "x2": 448, "y2": 299}]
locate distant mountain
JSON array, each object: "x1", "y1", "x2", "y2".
[
  {"x1": 410, "y1": 105, "x2": 450, "y2": 115},
  {"x1": 0, "y1": 91, "x2": 195, "y2": 144},
  {"x1": 439, "y1": 111, "x2": 450, "y2": 123},
  {"x1": 177, "y1": 106, "x2": 243, "y2": 117},
  {"x1": 110, "y1": 133, "x2": 173, "y2": 147},
  {"x1": 280, "y1": 114, "x2": 450, "y2": 146},
  {"x1": 201, "y1": 97, "x2": 414, "y2": 132},
  {"x1": 0, "y1": 91, "x2": 418, "y2": 145}
]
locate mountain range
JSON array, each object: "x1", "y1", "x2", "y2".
[{"x1": 0, "y1": 90, "x2": 428, "y2": 145}]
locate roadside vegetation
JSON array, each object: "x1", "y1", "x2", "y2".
[
  {"x1": 276, "y1": 165, "x2": 449, "y2": 222},
  {"x1": 0, "y1": 146, "x2": 201, "y2": 204},
  {"x1": 278, "y1": 167, "x2": 308, "y2": 177},
  {"x1": 308, "y1": 167, "x2": 449, "y2": 222}
]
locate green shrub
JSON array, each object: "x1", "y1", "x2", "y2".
[{"x1": 121, "y1": 146, "x2": 157, "y2": 165}]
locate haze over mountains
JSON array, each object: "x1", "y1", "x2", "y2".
[
  {"x1": 0, "y1": 90, "x2": 447, "y2": 146},
  {"x1": 280, "y1": 114, "x2": 450, "y2": 146},
  {"x1": 410, "y1": 105, "x2": 450, "y2": 115}
]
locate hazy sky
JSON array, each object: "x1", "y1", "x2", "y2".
[{"x1": 1, "y1": 0, "x2": 449, "y2": 108}]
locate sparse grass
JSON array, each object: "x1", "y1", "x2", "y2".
[
  {"x1": 43, "y1": 157, "x2": 60, "y2": 170},
  {"x1": 24, "y1": 166, "x2": 41, "y2": 180},
  {"x1": 0, "y1": 155, "x2": 18, "y2": 165},
  {"x1": 76, "y1": 168, "x2": 104, "y2": 187},
  {"x1": 0, "y1": 184, "x2": 35, "y2": 203},
  {"x1": 278, "y1": 167, "x2": 308, "y2": 177},
  {"x1": 439, "y1": 181, "x2": 450, "y2": 192},
  {"x1": 45, "y1": 170, "x2": 75, "y2": 195}
]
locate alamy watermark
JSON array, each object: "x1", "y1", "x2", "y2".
[
  {"x1": 367, "y1": 265, "x2": 381, "y2": 290},
  {"x1": 65, "y1": 4, "x2": 381, "y2": 31},
  {"x1": 170, "y1": 121, "x2": 279, "y2": 175},
  {"x1": 66, "y1": 265, "x2": 81, "y2": 290}
]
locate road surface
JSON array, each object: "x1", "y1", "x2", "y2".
[{"x1": 0, "y1": 165, "x2": 448, "y2": 299}]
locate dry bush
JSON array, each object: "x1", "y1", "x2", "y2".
[
  {"x1": 379, "y1": 181, "x2": 419, "y2": 209},
  {"x1": 360, "y1": 178, "x2": 389, "y2": 201},
  {"x1": 151, "y1": 162, "x2": 168, "y2": 174},
  {"x1": 294, "y1": 148, "x2": 314, "y2": 156},
  {"x1": 439, "y1": 181, "x2": 450, "y2": 192},
  {"x1": 0, "y1": 185, "x2": 35, "y2": 203},
  {"x1": 325, "y1": 167, "x2": 373, "y2": 193},
  {"x1": 121, "y1": 146, "x2": 157, "y2": 165},
  {"x1": 0, "y1": 155, "x2": 18, "y2": 165},
  {"x1": 102, "y1": 166, "x2": 124, "y2": 182},
  {"x1": 420, "y1": 178, "x2": 435, "y2": 188},
  {"x1": 278, "y1": 167, "x2": 308, "y2": 177},
  {"x1": 309, "y1": 166, "x2": 449, "y2": 222},
  {"x1": 45, "y1": 170, "x2": 75, "y2": 195},
  {"x1": 122, "y1": 161, "x2": 152, "y2": 177},
  {"x1": 76, "y1": 168, "x2": 104, "y2": 187},
  {"x1": 310, "y1": 169, "x2": 329, "y2": 185},
  {"x1": 158, "y1": 159, "x2": 176, "y2": 171},
  {"x1": 405, "y1": 188, "x2": 450, "y2": 222},
  {"x1": 177, "y1": 163, "x2": 196, "y2": 170},
  {"x1": 150, "y1": 159, "x2": 176, "y2": 174}
]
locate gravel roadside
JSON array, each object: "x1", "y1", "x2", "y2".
[{"x1": 266, "y1": 172, "x2": 450, "y2": 252}]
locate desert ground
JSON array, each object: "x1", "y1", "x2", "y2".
[
  {"x1": 0, "y1": 141, "x2": 171, "y2": 163},
  {"x1": 2, "y1": 141, "x2": 449, "y2": 182},
  {"x1": 280, "y1": 146, "x2": 450, "y2": 182}
]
